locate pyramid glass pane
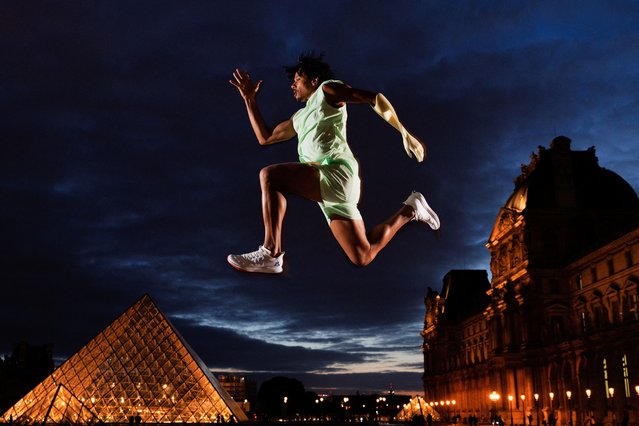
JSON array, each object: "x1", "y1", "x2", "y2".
[{"x1": 2, "y1": 294, "x2": 248, "y2": 424}]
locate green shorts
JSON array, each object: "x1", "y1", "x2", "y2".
[{"x1": 310, "y1": 160, "x2": 362, "y2": 223}]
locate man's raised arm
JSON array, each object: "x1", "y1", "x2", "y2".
[
  {"x1": 229, "y1": 69, "x2": 296, "y2": 146},
  {"x1": 322, "y1": 82, "x2": 426, "y2": 162}
]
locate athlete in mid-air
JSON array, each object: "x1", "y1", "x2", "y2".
[{"x1": 227, "y1": 54, "x2": 439, "y2": 273}]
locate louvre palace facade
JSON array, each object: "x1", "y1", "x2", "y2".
[{"x1": 422, "y1": 137, "x2": 639, "y2": 426}]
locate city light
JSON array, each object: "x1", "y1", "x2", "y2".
[{"x1": 508, "y1": 395, "x2": 514, "y2": 426}]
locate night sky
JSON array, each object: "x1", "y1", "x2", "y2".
[{"x1": 2, "y1": 1, "x2": 639, "y2": 395}]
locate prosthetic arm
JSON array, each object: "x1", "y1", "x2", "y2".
[{"x1": 372, "y1": 93, "x2": 425, "y2": 162}]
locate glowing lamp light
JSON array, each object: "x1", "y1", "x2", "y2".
[
  {"x1": 586, "y1": 389, "x2": 591, "y2": 398},
  {"x1": 566, "y1": 391, "x2": 571, "y2": 399},
  {"x1": 534, "y1": 394, "x2": 539, "y2": 401},
  {"x1": 508, "y1": 395, "x2": 513, "y2": 401},
  {"x1": 635, "y1": 385, "x2": 639, "y2": 396},
  {"x1": 549, "y1": 392, "x2": 554, "y2": 400},
  {"x1": 521, "y1": 395, "x2": 526, "y2": 401},
  {"x1": 608, "y1": 387, "x2": 614, "y2": 397}
]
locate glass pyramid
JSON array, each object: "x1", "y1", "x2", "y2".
[
  {"x1": 2, "y1": 294, "x2": 248, "y2": 424},
  {"x1": 395, "y1": 396, "x2": 440, "y2": 422}
]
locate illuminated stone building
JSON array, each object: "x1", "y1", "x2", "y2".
[
  {"x1": 1, "y1": 294, "x2": 248, "y2": 424},
  {"x1": 423, "y1": 137, "x2": 639, "y2": 426},
  {"x1": 214, "y1": 373, "x2": 256, "y2": 413}
]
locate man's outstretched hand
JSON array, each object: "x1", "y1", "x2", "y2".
[
  {"x1": 229, "y1": 69, "x2": 263, "y2": 101},
  {"x1": 401, "y1": 129, "x2": 426, "y2": 162}
]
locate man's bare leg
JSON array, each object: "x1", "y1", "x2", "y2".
[
  {"x1": 259, "y1": 163, "x2": 322, "y2": 255},
  {"x1": 230, "y1": 162, "x2": 439, "y2": 272},
  {"x1": 228, "y1": 162, "x2": 322, "y2": 273},
  {"x1": 329, "y1": 205, "x2": 414, "y2": 267}
]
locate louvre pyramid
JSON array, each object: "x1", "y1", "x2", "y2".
[
  {"x1": 395, "y1": 396, "x2": 440, "y2": 422},
  {"x1": 2, "y1": 294, "x2": 248, "y2": 424}
]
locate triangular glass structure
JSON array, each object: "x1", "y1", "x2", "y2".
[
  {"x1": 395, "y1": 396, "x2": 440, "y2": 422},
  {"x1": 2, "y1": 294, "x2": 248, "y2": 424}
]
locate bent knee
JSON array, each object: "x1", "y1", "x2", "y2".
[
  {"x1": 349, "y1": 251, "x2": 373, "y2": 267},
  {"x1": 259, "y1": 166, "x2": 277, "y2": 187}
]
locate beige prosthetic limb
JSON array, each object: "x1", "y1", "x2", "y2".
[{"x1": 372, "y1": 93, "x2": 425, "y2": 162}]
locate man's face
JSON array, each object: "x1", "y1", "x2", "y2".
[{"x1": 291, "y1": 71, "x2": 317, "y2": 102}]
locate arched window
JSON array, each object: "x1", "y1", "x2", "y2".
[
  {"x1": 622, "y1": 354, "x2": 630, "y2": 397},
  {"x1": 576, "y1": 273, "x2": 583, "y2": 290},
  {"x1": 603, "y1": 358, "x2": 610, "y2": 398}
]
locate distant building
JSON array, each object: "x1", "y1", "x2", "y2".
[
  {"x1": 214, "y1": 373, "x2": 256, "y2": 413},
  {"x1": 422, "y1": 137, "x2": 639, "y2": 426},
  {"x1": 0, "y1": 342, "x2": 54, "y2": 413}
]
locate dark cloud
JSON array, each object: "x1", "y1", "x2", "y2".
[{"x1": 2, "y1": 1, "x2": 638, "y2": 395}]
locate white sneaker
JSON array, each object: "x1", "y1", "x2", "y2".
[
  {"x1": 403, "y1": 191, "x2": 440, "y2": 230},
  {"x1": 227, "y1": 245, "x2": 284, "y2": 274}
]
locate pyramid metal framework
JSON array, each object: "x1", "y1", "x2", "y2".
[
  {"x1": 2, "y1": 294, "x2": 248, "y2": 424},
  {"x1": 395, "y1": 396, "x2": 440, "y2": 422}
]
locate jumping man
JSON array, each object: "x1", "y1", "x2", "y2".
[{"x1": 228, "y1": 54, "x2": 439, "y2": 273}]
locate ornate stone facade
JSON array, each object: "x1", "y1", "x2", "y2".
[{"x1": 423, "y1": 137, "x2": 639, "y2": 426}]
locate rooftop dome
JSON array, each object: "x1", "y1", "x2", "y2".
[
  {"x1": 489, "y1": 137, "x2": 639, "y2": 263},
  {"x1": 505, "y1": 136, "x2": 639, "y2": 212}
]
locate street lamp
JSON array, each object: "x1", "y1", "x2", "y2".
[
  {"x1": 508, "y1": 395, "x2": 514, "y2": 426},
  {"x1": 534, "y1": 394, "x2": 540, "y2": 426},
  {"x1": 585, "y1": 389, "x2": 592, "y2": 424},
  {"x1": 283, "y1": 396, "x2": 288, "y2": 420},
  {"x1": 521, "y1": 395, "x2": 526, "y2": 426},
  {"x1": 566, "y1": 391, "x2": 572, "y2": 426},
  {"x1": 549, "y1": 393, "x2": 555, "y2": 426},
  {"x1": 490, "y1": 391, "x2": 501, "y2": 425},
  {"x1": 608, "y1": 387, "x2": 615, "y2": 426}
]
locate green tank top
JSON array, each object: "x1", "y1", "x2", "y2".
[{"x1": 292, "y1": 80, "x2": 357, "y2": 169}]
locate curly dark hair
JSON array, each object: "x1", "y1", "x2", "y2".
[{"x1": 284, "y1": 52, "x2": 334, "y2": 83}]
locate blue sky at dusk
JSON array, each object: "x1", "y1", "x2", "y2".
[{"x1": 2, "y1": 1, "x2": 639, "y2": 394}]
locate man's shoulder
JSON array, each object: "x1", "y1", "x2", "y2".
[
  {"x1": 320, "y1": 80, "x2": 349, "y2": 103},
  {"x1": 320, "y1": 80, "x2": 346, "y2": 92}
]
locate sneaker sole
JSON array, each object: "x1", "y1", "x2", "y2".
[
  {"x1": 412, "y1": 193, "x2": 441, "y2": 230},
  {"x1": 227, "y1": 256, "x2": 283, "y2": 274}
]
